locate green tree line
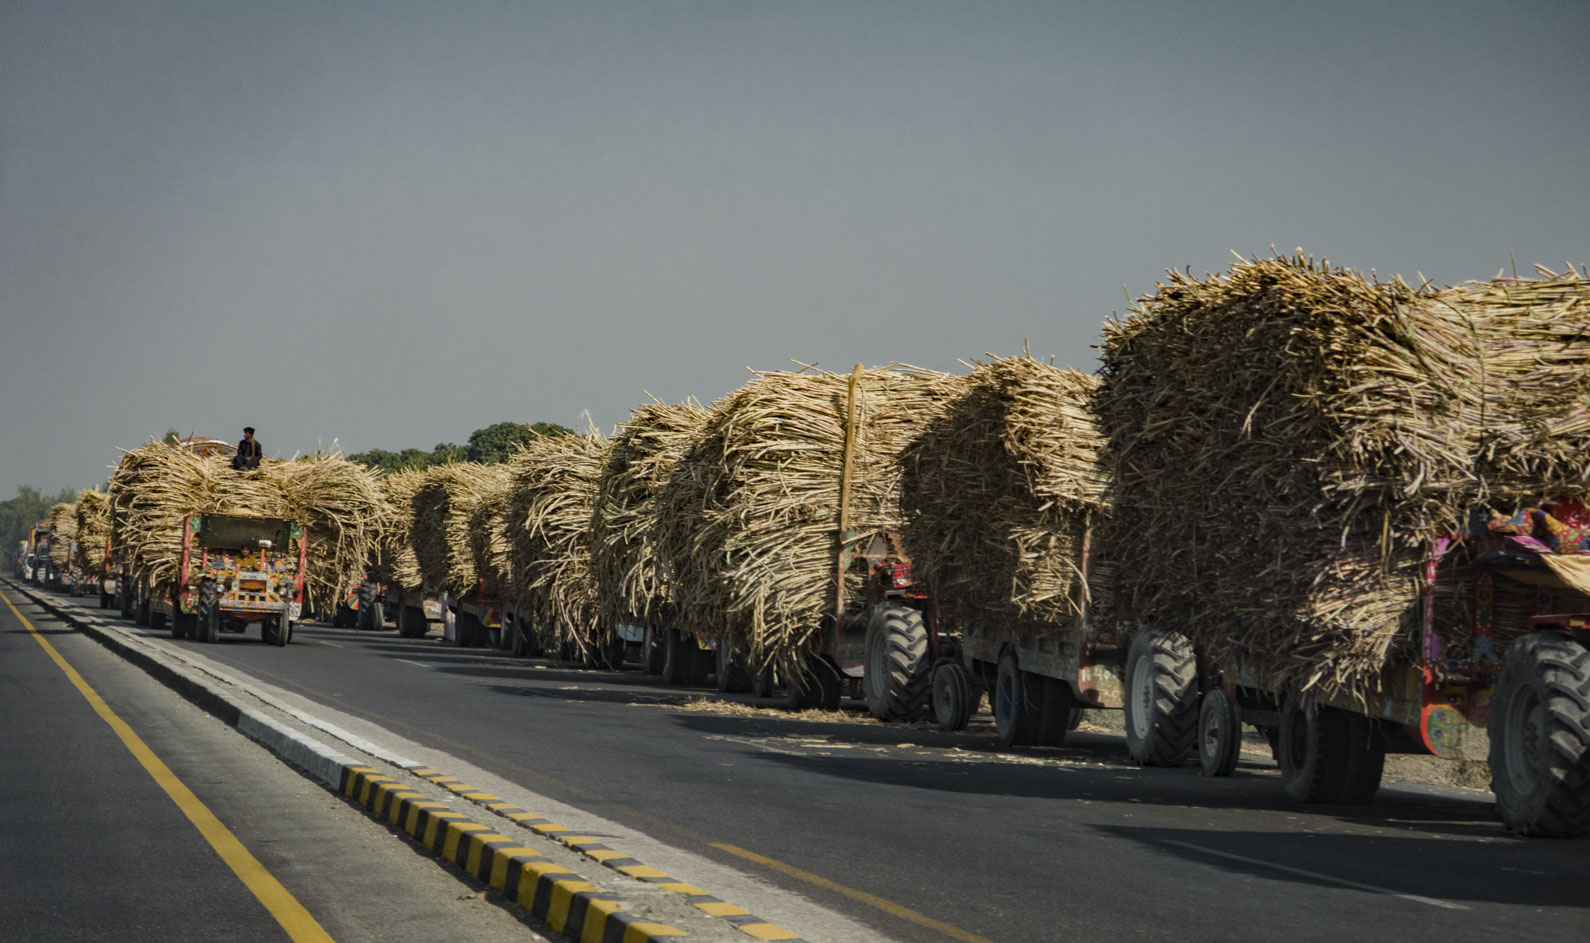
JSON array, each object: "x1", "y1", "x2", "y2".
[
  {"x1": 2, "y1": 485, "x2": 82, "y2": 559},
  {"x1": 348, "y1": 421, "x2": 572, "y2": 474}
]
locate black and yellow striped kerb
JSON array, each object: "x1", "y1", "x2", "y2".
[
  {"x1": 400, "y1": 767, "x2": 806, "y2": 943},
  {"x1": 339, "y1": 766, "x2": 686, "y2": 942}
]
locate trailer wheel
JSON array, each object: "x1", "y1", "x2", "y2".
[
  {"x1": 150, "y1": 608, "x2": 167, "y2": 632},
  {"x1": 1490, "y1": 632, "x2": 1590, "y2": 837},
  {"x1": 753, "y1": 666, "x2": 775, "y2": 699},
  {"x1": 119, "y1": 584, "x2": 134, "y2": 619},
  {"x1": 455, "y1": 610, "x2": 488, "y2": 648},
  {"x1": 715, "y1": 643, "x2": 754, "y2": 693},
  {"x1": 783, "y1": 655, "x2": 842, "y2": 711},
  {"x1": 395, "y1": 604, "x2": 426, "y2": 638},
  {"x1": 135, "y1": 588, "x2": 151, "y2": 626},
  {"x1": 597, "y1": 633, "x2": 628, "y2": 670},
  {"x1": 661, "y1": 629, "x2": 695, "y2": 684},
  {"x1": 642, "y1": 626, "x2": 667, "y2": 675},
  {"x1": 1123, "y1": 627, "x2": 1197, "y2": 766},
  {"x1": 99, "y1": 590, "x2": 113, "y2": 609},
  {"x1": 932, "y1": 662, "x2": 973, "y2": 732},
  {"x1": 993, "y1": 652, "x2": 1043, "y2": 746},
  {"x1": 1198, "y1": 689, "x2": 1241, "y2": 777},
  {"x1": 863, "y1": 604, "x2": 931, "y2": 722},
  {"x1": 1278, "y1": 692, "x2": 1384, "y2": 803}
]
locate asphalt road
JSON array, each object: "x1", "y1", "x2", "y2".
[
  {"x1": 0, "y1": 588, "x2": 546, "y2": 943},
  {"x1": 32, "y1": 592, "x2": 1590, "y2": 943}
]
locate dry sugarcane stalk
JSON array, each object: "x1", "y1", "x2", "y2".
[{"x1": 898, "y1": 356, "x2": 1115, "y2": 647}]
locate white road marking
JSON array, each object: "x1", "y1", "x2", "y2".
[
  {"x1": 395, "y1": 659, "x2": 434, "y2": 670},
  {"x1": 315, "y1": 640, "x2": 344, "y2": 648},
  {"x1": 1162, "y1": 840, "x2": 1469, "y2": 910}
]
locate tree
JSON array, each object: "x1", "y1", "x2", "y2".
[
  {"x1": 465, "y1": 421, "x2": 572, "y2": 464},
  {"x1": 1, "y1": 485, "x2": 81, "y2": 556},
  {"x1": 349, "y1": 421, "x2": 571, "y2": 473}
]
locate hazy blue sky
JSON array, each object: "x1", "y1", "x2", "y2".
[{"x1": 2, "y1": 1, "x2": 1586, "y2": 497}]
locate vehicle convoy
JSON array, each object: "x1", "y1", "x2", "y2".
[
  {"x1": 146, "y1": 513, "x2": 307, "y2": 646},
  {"x1": 26, "y1": 521, "x2": 55, "y2": 589}
]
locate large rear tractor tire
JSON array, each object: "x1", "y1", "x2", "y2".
[
  {"x1": 1278, "y1": 692, "x2": 1385, "y2": 803},
  {"x1": 356, "y1": 582, "x2": 384, "y2": 630},
  {"x1": 863, "y1": 604, "x2": 931, "y2": 722},
  {"x1": 1123, "y1": 627, "x2": 1197, "y2": 766},
  {"x1": 1198, "y1": 689, "x2": 1242, "y2": 777},
  {"x1": 932, "y1": 661, "x2": 974, "y2": 732},
  {"x1": 1490, "y1": 632, "x2": 1590, "y2": 837}
]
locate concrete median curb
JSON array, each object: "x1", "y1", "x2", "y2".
[{"x1": 6, "y1": 581, "x2": 801, "y2": 943}]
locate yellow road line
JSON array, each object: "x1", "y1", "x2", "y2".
[
  {"x1": 3, "y1": 591, "x2": 335, "y2": 943},
  {"x1": 710, "y1": 841, "x2": 999, "y2": 943}
]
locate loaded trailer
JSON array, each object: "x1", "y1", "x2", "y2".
[{"x1": 1127, "y1": 510, "x2": 1590, "y2": 836}]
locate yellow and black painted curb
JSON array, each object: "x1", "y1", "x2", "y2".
[
  {"x1": 341, "y1": 766, "x2": 688, "y2": 942},
  {"x1": 393, "y1": 766, "x2": 806, "y2": 942}
]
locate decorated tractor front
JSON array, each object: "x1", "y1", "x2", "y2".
[{"x1": 175, "y1": 514, "x2": 306, "y2": 646}]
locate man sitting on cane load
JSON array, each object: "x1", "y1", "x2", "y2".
[{"x1": 232, "y1": 426, "x2": 263, "y2": 470}]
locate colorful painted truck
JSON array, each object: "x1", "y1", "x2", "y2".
[{"x1": 148, "y1": 513, "x2": 307, "y2": 646}]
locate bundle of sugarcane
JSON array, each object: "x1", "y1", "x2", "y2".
[
  {"x1": 73, "y1": 489, "x2": 113, "y2": 574},
  {"x1": 371, "y1": 469, "x2": 428, "y2": 589},
  {"x1": 590, "y1": 399, "x2": 712, "y2": 631},
  {"x1": 655, "y1": 365, "x2": 963, "y2": 667},
  {"x1": 503, "y1": 433, "x2": 611, "y2": 653},
  {"x1": 1093, "y1": 252, "x2": 1589, "y2": 694},
  {"x1": 468, "y1": 472, "x2": 517, "y2": 592},
  {"x1": 898, "y1": 356, "x2": 1115, "y2": 644},
  {"x1": 410, "y1": 462, "x2": 513, "y2": 597},
  {"x1": 106, "y1": 442, "x2": 390, "y2": 611},
  {"x1": 47, "y1": 502, "x2": 78, "y2": 571}
]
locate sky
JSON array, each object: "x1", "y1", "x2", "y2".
[{"x1": 2, "y1": 0, "x2": 1586, "y2": 498}]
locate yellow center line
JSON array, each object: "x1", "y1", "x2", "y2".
[
  {"x1": 3, "y1": 591, "x2": 335, "y2": 943},
  {"x1": 708, "y1": 841, "x2": 1000, "y2": 943}
]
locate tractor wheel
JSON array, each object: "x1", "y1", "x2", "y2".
[
  {"x1": 1198, "y1": 689, "x2": 1242, "y2": 777},
  {"x1": 357, "y1": 582, "x2": 383, "y2": 630},
  {"x1": 783, "y1": 655, "x2": 842, "y2": 711},
  {"x1": 99, "y1": 590, "x2": 113, "y2": 610},
  {"x1": 932, "y1": 661, "x2": 973, "y2": 732},
  {"x1": 993, "y1": 651, "x2": 1042, "y2": 747},
  {"x1": 263, "y1": 612, "x2": 292, "y2": 647},
  {"x1": 1490, "y1": 632, "x2": 1590, "y2": 837},
  {"x1": 715, "y1": 643, "x2": 754, "y2": 693},
  {"x1": 1123, "y1": 627, "x2": 1197, "y2": 766},
  {"x1": 863, "y1": 604, "x2": 931, "y2": 722},
  {"x1": 642, "y1": 625, "x2": 667, "y2": 675},
  {"x1": 195, "y1": 580, "x2": 221, "y2": 644},
  {"x1": 1278, "y1": 691, "x2": 1384, "y2": 803}
]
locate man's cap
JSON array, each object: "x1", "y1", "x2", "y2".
[{"x1": 243, "y1": 427, "x2": 255, "y2": 434}]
